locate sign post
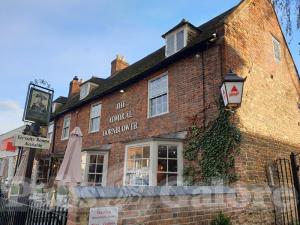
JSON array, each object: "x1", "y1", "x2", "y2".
[{"x1": 16, "y1": 80, "x2": 54, "y2": 197}]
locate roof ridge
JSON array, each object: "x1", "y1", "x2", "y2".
[
  {"x1": 107, "y1": 46, "x2": 165, "y2": 81},
  {"x1": 198, "y1": 5, "x2": 237, "y2": 31}
]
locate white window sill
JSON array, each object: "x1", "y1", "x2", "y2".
[
  {"x1": 148, "y1": 111, "x2": 169, "y2": 119},
  {"x1": 88, "y1": 130, "x2": 99, "y2": 134},
  {"x1": 61, "y1": 137, "x2": 69, "y2": 141}
]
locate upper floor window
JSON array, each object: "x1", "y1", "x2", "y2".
[
  {"x1": 52, "y1": 103, "x2": 57, "y2": 113},
  {"x1": 80, "y1": 82, "x2": 98, "y2": 100},
  {"x1": 166, "y1": 29, "x2": 186, "y2": 57},
  {"x1": 80, "y1": 83, "x2": 89, "y2": 100},
  {"x1": 148, "y1": 74, "x2": 168, "y2": 117},
  {"x1": 272, "y1": 36, "x2": 281, "y2": 62},
  {"x1": 89, "y1": 103, "x2": 101, "y2": 133},
  {"x1": 124, "y1": 141, "x2": 183, "y2": 186},
  {"x1": 61, "y1": 115, "x2": 71, "y2": 140},
  {"x1": 47, "y1": 122, "x2": 54, "y2": 143}
]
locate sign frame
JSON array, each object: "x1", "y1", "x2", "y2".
[
  {"x1": 13, "y1": 134, "x2": 50, "y2": 150},
  {"x1": 23, "y1": 82, "x2": 54, "y2": 126},
  {"x1": 88, "y1": 207, "x2": 118, "y2": 225}
]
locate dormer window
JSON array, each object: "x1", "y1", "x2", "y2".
[
  {"x1": 165, "y1": 29, "x2": 186, "y2": 57},
  {"x1": 80, "y1": 82, "x2": 98, "y2": 100},
  {"x1": 80, "y1": 83, "x2": 89, "y2": 100},
  {"x1": 52, "y1": 103, "x2": 57, "y2": 113},
  {"x1": 163, "y1": 19, "x2": 200, "y2": 58}
]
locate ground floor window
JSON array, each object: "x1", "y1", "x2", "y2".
[
  {"x1": 125, "y1": 145, "x2": 150, "y2": 186},
  {"x1": 124, "y1": 141, "x2": 183, "y2": 186},
  {"x1": 50, "y1": 157, "x2": 63, "y2": 179},
  {"x1": 37, "y1": 158, "x2": 50, "y2": 184},
  {"x1": 157, "y1": 144, "x2": 178, "y2": 186},
  {"x1": 85, "y1": 152, "x2": 108, "y2": 186}
]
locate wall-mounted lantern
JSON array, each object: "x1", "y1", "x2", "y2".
[{"x1": 221, "y1": 70, "x2": 246, "y2": 110}]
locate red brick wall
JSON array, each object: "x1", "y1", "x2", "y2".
[
  {"x1": 224, "y1": 0, "x2": 300, "y2": 147},
  {"x1": 222, "y1": 1, "x2": 300, "y2": 224},
  {"x1": 67, "y1": 193, "x2": 239, "y2": 225},
  {"x1": 222, "y1": 0, "x2": 300, "y2": 182},
  {"x1": 66, "y1": 186, "x2": 280, "y2": 225},
  {"x1": 53, "y1": 46, "x2": 223, "y2": 185}
]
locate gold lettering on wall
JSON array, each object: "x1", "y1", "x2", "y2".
[{"x1": 103, "y1": 101, "x2": 138, "y2": 137}]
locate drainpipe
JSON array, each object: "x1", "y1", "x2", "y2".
[{"x1": 201, "y1": 51, "x2": 206, "y2": 129}]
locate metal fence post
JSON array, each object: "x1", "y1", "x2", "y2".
[{"x1": 290, "y1": 152, "x2": 300, "y2": 222}]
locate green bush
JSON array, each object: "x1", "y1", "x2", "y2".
[{"x1": 210, "y1": 212, "x2": 232, "y2": 225}]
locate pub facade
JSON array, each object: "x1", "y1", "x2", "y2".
[
  {"x1": 37, "y1": 0, "x2": 300, "y2": 189},
  {"x1": 31, "y1": 0, "x2": 300, "y2": 224},
  {"x1": 35, "y1": 0, "x2": 300, "y2": 223}
]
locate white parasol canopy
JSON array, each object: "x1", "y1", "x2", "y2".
[{"x1": 55, "y1": 127, "x2": 83, "y2": 184}]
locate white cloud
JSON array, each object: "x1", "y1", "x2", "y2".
[
  {"x1": 0, "y1": 101, "x2": 22, "y2": 111},
  {"x1": 0, "y1": 100, "x2": 24, "y2": 135}
]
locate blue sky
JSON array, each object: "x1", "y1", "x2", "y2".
[{"x1": 0, "y1": 0, "x2": 299, "y2": 134}]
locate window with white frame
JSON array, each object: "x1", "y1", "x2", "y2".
[
  {"x1": 166, "y1": 35, "x2": 175, "y2": 56},
  {"x1": 52, "y1": 103, "x2": 57, "y2": 113},
  {"x1": 125, "y1": 145, "x2": 150, "y2": 186},
  {"x1": 47, "y1": 122, "x2": 54, "y2": 143},
  {"x1": 165, "y1": 29, "x2": 186, "y2": 57},
  {"x1": 124, "y1": 141, "x2": 183, "y2": 186},
  {"x1": 80, "y1": 83, "x2": 89, "y2": 100},
  {"x1": 80, "y1": 82, "x2": 98, "y2": 100},
  {"x1": 89, "y1": 103, "x2": 101, "y2": 132},
  {"x1": 85, "y1": 153, "x2": 108, "y2": 186},
  {"x1": 176, "y1": 30, "x2": 184, "y2": 50},
  {"x1": 272, "y1": 36, "x2": 281, "y2": 62},
  {"x1": 157, "y1": 145, "x2": 178, "y2": 186},
  {"x1": 61, "y1": 115, "x2": 71, "y2": 140},
  {"x1": 149, "y1": 74, "x2": 168, "y2": 117}
]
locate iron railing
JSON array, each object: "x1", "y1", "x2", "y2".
[{"x1": 0, "y1": 197, "x2": 68, "y2": 225}]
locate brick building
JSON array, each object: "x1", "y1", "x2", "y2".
[{"x1": 36, "y1": 0, "x2": 300, "y2": 224}]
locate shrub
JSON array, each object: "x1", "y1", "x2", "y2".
[{"x1": 210, "y1": 212, "x2": 232, "y2": 225}]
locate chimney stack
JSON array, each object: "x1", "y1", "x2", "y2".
[
  {"x1": 111, "y1": 54, "x2": 129, "y2": 77},
  {"x1": 68, "y1": 76, "x2": 81, "y2": 98}
]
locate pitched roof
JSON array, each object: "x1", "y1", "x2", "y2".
[
  {"x1": 80, "y1": 76, "x2": 105, "y2": 86},
  {"x1": 161, "y1": 19, "x2": 200, "y2": 38},
  {"x1": 53, "y1": 96, "x2": 68, "y2": 104},
  {"x1": 53, "y1": 5, "x2": 237, "y2": 117}
]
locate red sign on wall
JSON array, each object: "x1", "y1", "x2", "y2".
[{"x1": 0, "y1": 137, "x2": 16, "y2": 152}]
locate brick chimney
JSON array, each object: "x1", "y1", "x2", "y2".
[
  {"x1": 68, "y1": 76, "x2": 80, "y2": 98},
  {"x1": 111, "y1": 54, "x2": 129, "y2": 76}
]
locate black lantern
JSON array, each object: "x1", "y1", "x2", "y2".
[{"x1": 221, "y1": 70, "x2": 246, "y2": 110}]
